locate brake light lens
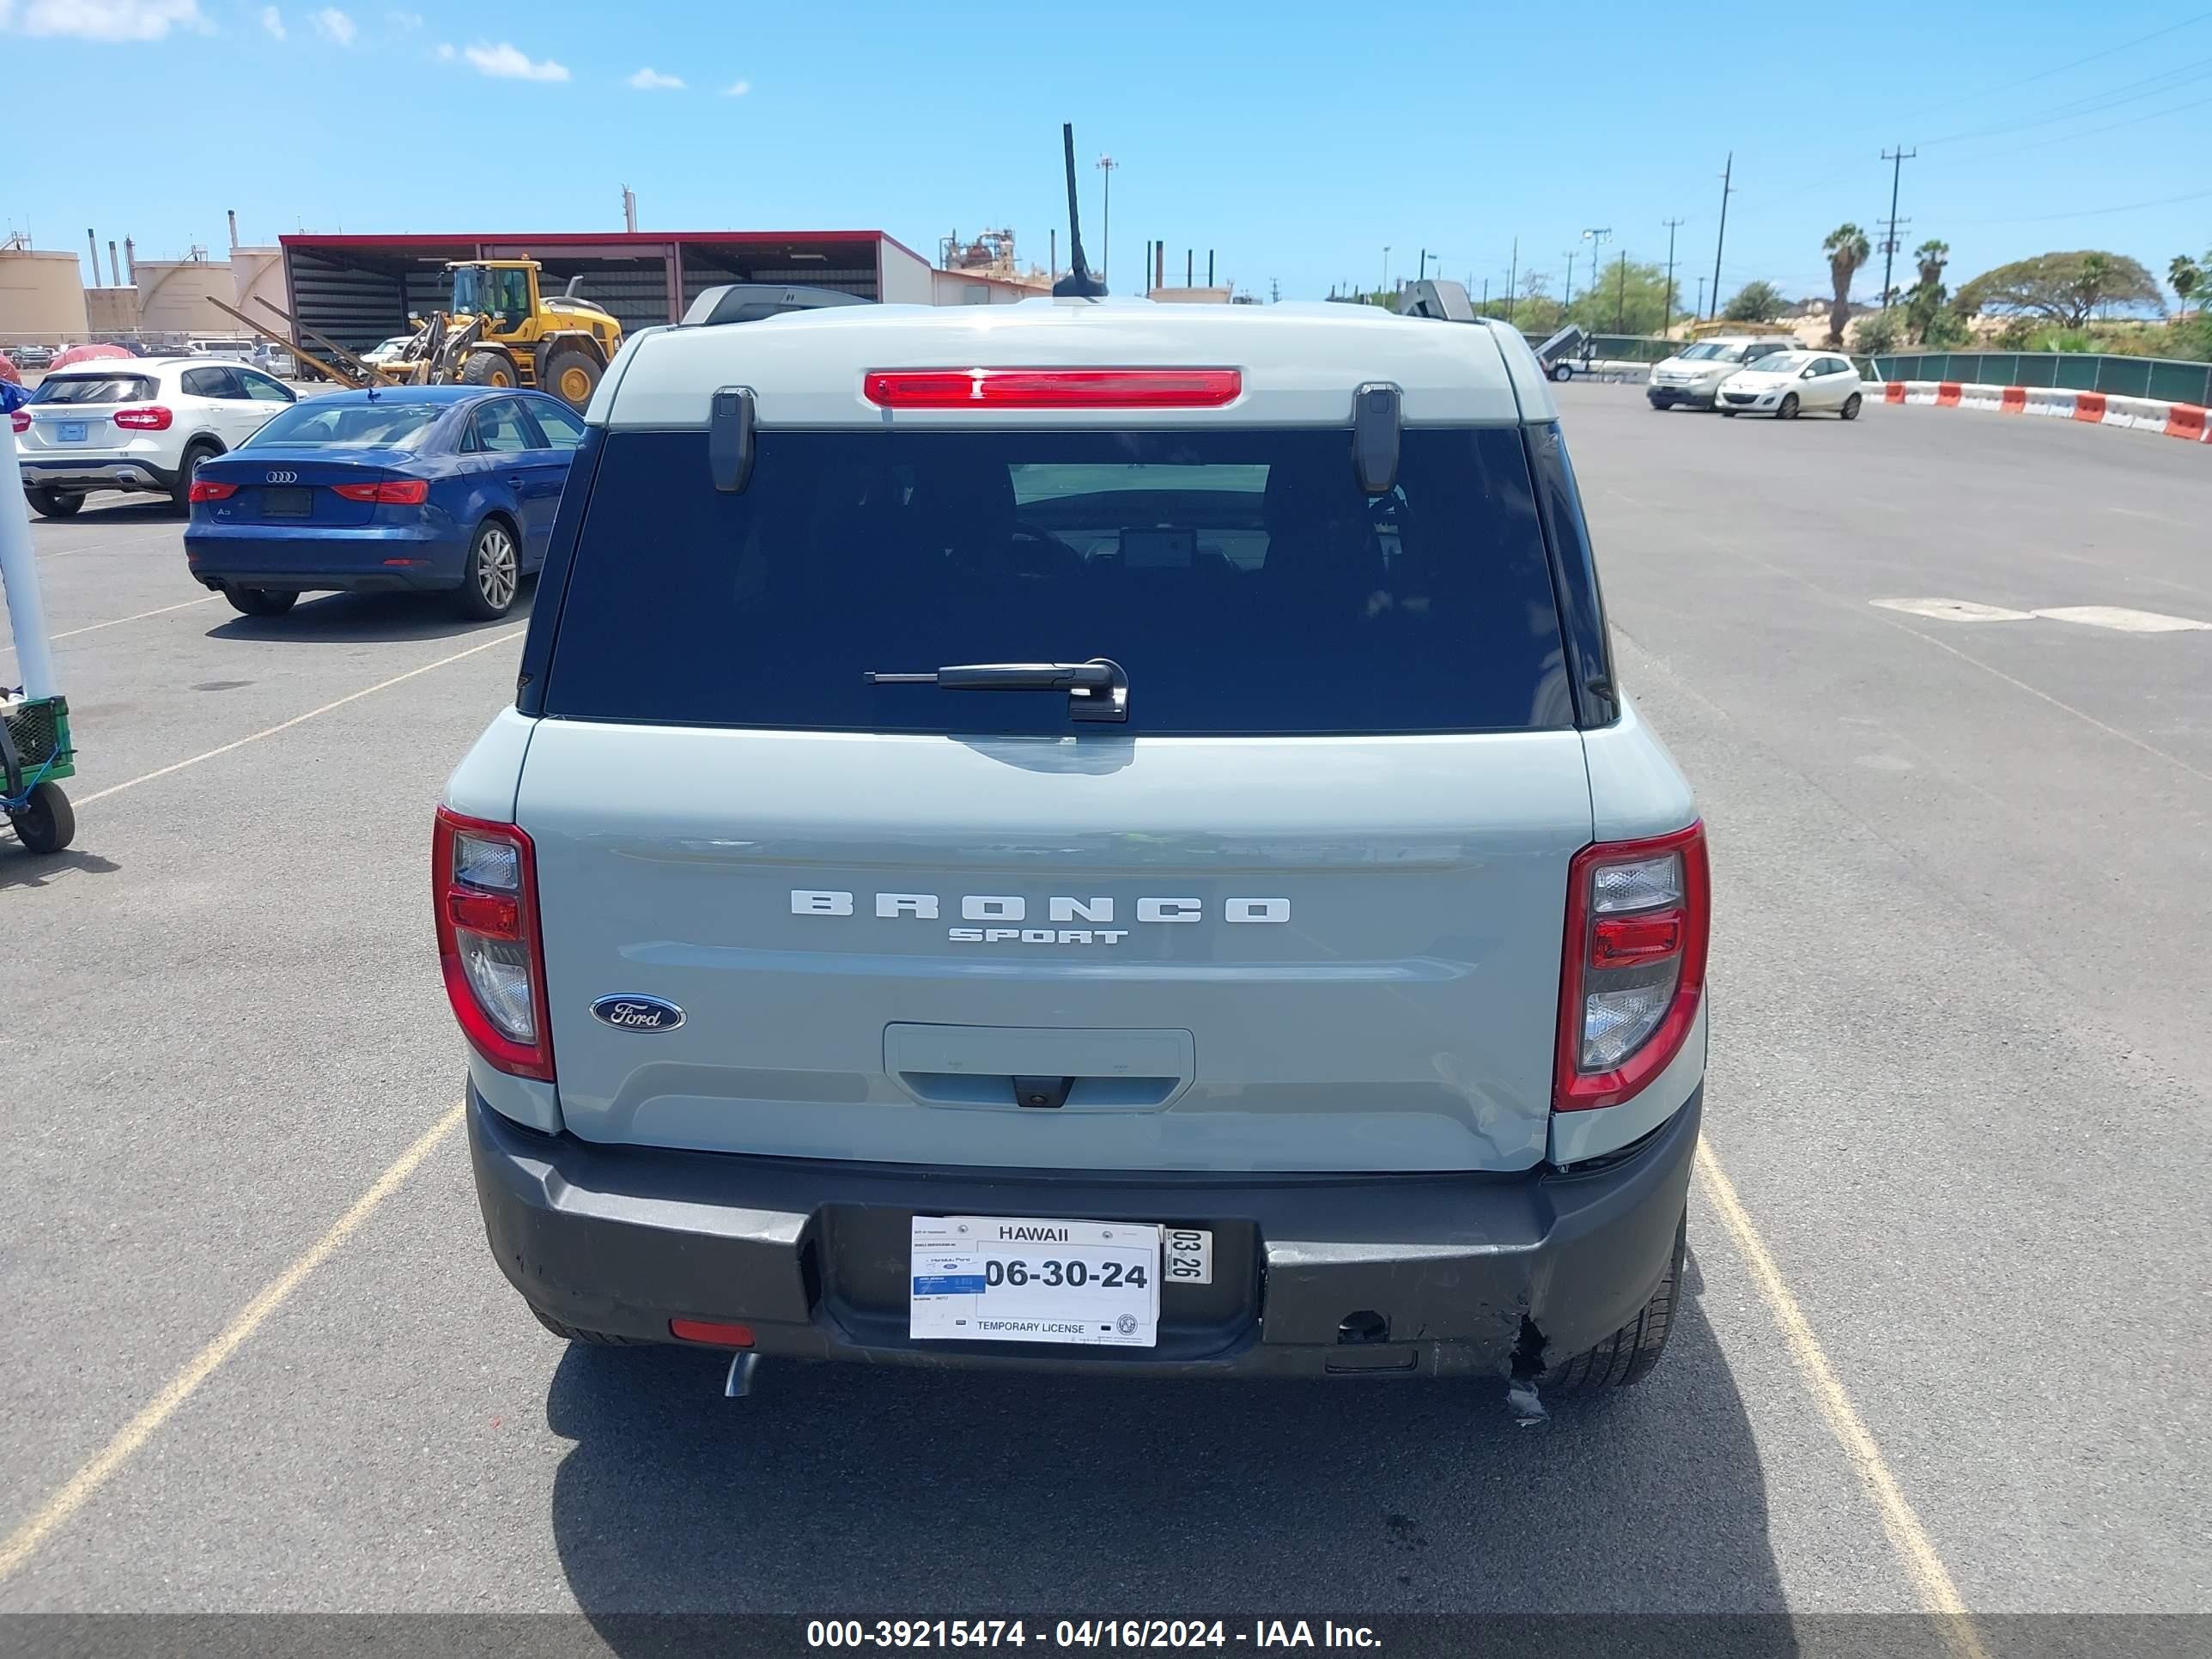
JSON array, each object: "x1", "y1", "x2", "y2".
[
  {"x1": 862, "y1": 367, "x2": 1243, "y2": 410},
  {"x1": 112, "y1": 405, "x2": 173, "y2": 430},
  {"x1": 8, "y1": 410, "x2": 27, "y2": 434},
  {"x1": 332, "y1": 479, "x2": 430, "y2": 504},
  {"x1": 1554, "y1": 823, "x2": 1709, "y2": 1111},
  {"x1": 187, "y1": 480, "x2": 238, "y2": 502},
  {"x1": 434, "y1": 806, "x2": 553, "y2": 1081}
]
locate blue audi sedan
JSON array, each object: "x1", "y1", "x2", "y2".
[{"x1": 183, "y1": 386, "x2": 586, "y2": 620}]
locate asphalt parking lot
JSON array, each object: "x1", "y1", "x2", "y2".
[{"x1": 2, "y1": 388, "x2": 2206, "y2": 1636}]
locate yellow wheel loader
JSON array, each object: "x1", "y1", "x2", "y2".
[{"x1": 390, "y1": 260, "x2": 623, "y2": 410}]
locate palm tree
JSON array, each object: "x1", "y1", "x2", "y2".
[
  {"x1": 1908, "y1": 240, "x2": 1951, "y2": 343},
  {"x1": 2171, "y1": 254, "x2": 2203, "y2": 316},
  {"x1": 1822, "y1": 223, "x2": 1872, "y2": 348},
  {"x1": 1914, "y1": 240, "x2": 1949, "y2": 292}
]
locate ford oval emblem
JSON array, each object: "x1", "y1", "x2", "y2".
[{"x1": 590, "y1": 994, "x2": 684, "y2": 1033}]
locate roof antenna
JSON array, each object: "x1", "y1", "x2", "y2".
[{"x1": 1051, "y1": 123, "x2": 1107, "y2": 299}]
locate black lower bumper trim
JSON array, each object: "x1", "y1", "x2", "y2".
[{"x1": 469, "y1": 1085, "x2": 1701, "y2": 1379}]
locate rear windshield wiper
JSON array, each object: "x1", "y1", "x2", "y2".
[{"x1": 864, "y1": 657, "x2": 1128, "y2": 723}]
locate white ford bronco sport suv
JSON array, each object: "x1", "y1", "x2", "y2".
[{"x1": 440, "y1": 279, "x2": 1709, "y2": 1398}]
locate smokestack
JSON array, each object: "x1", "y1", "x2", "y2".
[
  {"x1": 228, "y1": 209, "x2": 239, "y2": 250},
  {"x1": 621, "y1": 185, "x2": 637, "y2": 234},
  {"x1": 108, "y1": 241, "x2": 122, "y2": 287},
  {"x1": 1155, "y1": 241, "x2": 1164, "y2": 292},
  {"x1": 88, "y1": 228, "x2": 100, "y2": 283},
  {"x1": 1049, "y1": 228, "x2": 1056, "y2": 280},
  {"x1": 124, "y1": 237, "x2": 136, "y2": 282},
  {"x1": 1207, "y1": 250, "x2": 1214, "y2": 288},
  {"x1": 1185, "y1": 249, "x2": 1193, "y2": 288}
]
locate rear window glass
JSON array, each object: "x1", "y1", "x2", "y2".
[
  {"x1": 544, "y1": 426, "x2": 1571, "y2": 736},
  {"x1": 31, "y1": 375, "x2": 156, "y2": 405},
  {"x1": 244, "y1": 401, "x2": 447, "y2": 448}
]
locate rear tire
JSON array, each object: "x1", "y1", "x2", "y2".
[
  {"x1": 1842, "y1": 392, "x2": 1863, "y2": 421},
  {"x1": 1537, "y1": 1212, "x2": 1686, "y2": 1394},
  {"x1": 1549, "y1": 362, "x2": 1573, "y2": 383},
  {"x1": 8, "y1": 781, "x2": 75, "y2": 854},
  {"x1": 530, "y1": 1305, "x2": 648, "y2": 1346},
  {"x1": 222, "y1": 584, "x2": 297, "y2": 617},
  {"x1": 1778, "y1": 392, "x2": 1801, "y2": 421},
  {"x1": 170, "y1": 441, "x2": 219, "y2": 511},
  {"x1": 25, "y1": 487, "x2": 82, "y2": 520},
  {"x1": 459, "y1": 349, "x2": 517, "y2": 389},
  {"x1": 453, "y1": 519, "x2": 520, "y2": 620},
  {"x1": 542, "y1": 345, "x2": 603, "y2": 410}
]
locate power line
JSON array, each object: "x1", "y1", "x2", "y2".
[
  {"x1": 1913, "y1": 10, "x2": 2212, "y2": 116},
  {"x1": 1934, "y1": 88, "x2": 2212, "y2": 161},
  {"x1": 1951, "y1": 182, "x2": 2212, "y2": 226},
  {"x1": 1920, "y1": 55, "x2": 2212, "y2": 146}
]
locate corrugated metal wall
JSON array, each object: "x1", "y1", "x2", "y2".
[
  {"x1": 519, "y1": 258, "x2": 672, "y2": 337},
  {"x1": 287, "y1": 249, "x2": 412, "y2": 351}
]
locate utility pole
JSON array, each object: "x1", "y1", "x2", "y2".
[
  {"x1": 1614, "y1": 250, "x2": 1627, "y2": 333},
  {"x1": 1661, "y1": 216, "x2": 1686, "y2": 339},
  {"x1": 1563, "y1": 250, "x2": 1577, "y2": 311},
  {"x1": 1382, "y1": 246, "x2": 1391, "y2": 295},
  {"x1": 1879, "y1": 146, "x2": 1916, "y2": 311},
  {"x1": 1710, "y1": 152, "x2": 1734, "y2": 319},
  {"x1": 1270, "y1": 277, "x2": 1279, "y2": 304},
  {"x1": 1096, "y1": 155, "x2": 1119, "y2": 286},
  {"x1": 1505, "y1": 237, "x2": 1517, "y2": 324},
  {"x1": 1695, "y1": 274, "x2": 1706, "y2": 318}
]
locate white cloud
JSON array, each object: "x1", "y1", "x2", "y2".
[
  {"x1": 722, "y1": 77, "x2": 750, "y2": 96},
  {"x1": 385, "y1": 7, "x2": 419, "y2": 27},
  {"x1": 311, "y1": 5, "x2": 351, "y2": 44},
  {"x1": 258, "y1": 3, "x2": 283, "y2": 38},
  {"x1": 626, "y1": 66, "x2": 683, "y2": 90},
  {"x1": 433, "y1": 38, "x2": 451, "y2": 58},
  {"x1": 7, "y1": 0, "x2": 208, "y2": 40},
  {"x1": 460, "y1": 40, "x2": 568, "y2": 81}
]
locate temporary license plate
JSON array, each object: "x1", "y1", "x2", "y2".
[
  {"x1": 57, "y1": 422, "x2": 88, "y2": 443},
  {"x1": 910, "y1": 1215, "x2": 1162, "y2": 1347},
  {"x1": 261, "y1": 487, "x2": 313, "y2": 518}
]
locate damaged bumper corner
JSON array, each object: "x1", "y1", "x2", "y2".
[{"x1": 468, "y1": 1085, "x2": 1701, "y2": 1381}]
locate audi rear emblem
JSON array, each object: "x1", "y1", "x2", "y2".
[{"x1": 264, "y1": 470, "x2": 298, "y2": 483}]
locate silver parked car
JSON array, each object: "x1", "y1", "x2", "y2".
[{"x1": 439, "y1": 289, "x2": 1710, "y2": 1398}]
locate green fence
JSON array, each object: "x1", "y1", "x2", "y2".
[
  {"x1": 1866, "y1": 352, "x2": 2212, "y2": 407},
  {"x1": 1516, "y1": 333, "x2": 1682, "y2": 364}
]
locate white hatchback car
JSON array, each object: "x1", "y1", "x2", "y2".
[
  {"x1": 12, "y1": 356, "x2": 299, "y2": 517},
  {"x1": 1714, "y1": 351, "x2": 1866, "y2": 420}
]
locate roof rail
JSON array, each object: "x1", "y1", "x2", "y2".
[{"x1": 681, "y1": 284, "x2": 872, "y2": 328}]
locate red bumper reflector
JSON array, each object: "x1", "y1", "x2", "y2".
[
  {"x1": 382, "y1": 557, "x2": 428, "y2": 567},
  {"x1": 670, "y1": 1318, "x2": 756, "y2": 1347},
  {"x1": 863, "y1": 367, "x2": 1243, "y2": 410}
]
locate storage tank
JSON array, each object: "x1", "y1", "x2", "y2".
[
  {"x1": 85, "y1": 287, "x2": 141, "y2": 336},
  {"x1": 133, "y1": 255, "x2": 238, "y2": 336},
  {"x1": 232, "y1": 246, "x2": 286, "y2": 324},
  {"x1": 0, "y1": 248, "x2": 93, "y2": 342}
]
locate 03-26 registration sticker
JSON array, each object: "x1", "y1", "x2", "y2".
[{"x1": 909, "y1": 1215, "x2": 1162, "y2": 1347}]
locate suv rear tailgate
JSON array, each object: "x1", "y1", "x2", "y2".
[{"x1": 518, "y1": 723, "x2": 1592, "y2": 1173}]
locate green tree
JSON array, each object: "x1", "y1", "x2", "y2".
[
  {"x1": 1722, "y1": 279, "x2": 1787, "y2": 323},
  {"x1": 1561, "y1": 257, "x2": 1678, "y2": 335},
  {"x1": 1951, "y1": 250, "x2": 2165, "y2": 327},
  {"x1": 1905, "y1": 240, "x2": 1949, "y2": 344},
  {"x1": 2172, "y1": 253, "x2": 2203, "y2": 312},
  {"x1": 1851, "y1": 308, "x2": 1905, "y2": 355},
  {"x1": 1822, "y1": 223, "x2": 1872, "y2": 347}
]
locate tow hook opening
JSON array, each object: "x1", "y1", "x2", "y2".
[
  {"x1": 1336, "y1": 1309, "x2": 1389, "y2": 1345},
  {"x1": 1510, "y1": 1314, "x2": 1548, "y2": 1382}
]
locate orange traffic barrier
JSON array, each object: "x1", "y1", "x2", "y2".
[
  {"x1": 1936, "y1": 382, "x2": 1962, "y2": 407},
  {"x1": 1885, "y1": 381, "x2": 1905, "y2": 403},
  {"x1": 2001, "y1": 386, "x2": 2027, "y2": 414},
  {"x1": 2165, "y1": 404, "x2": 2207, "y2": 441},
  {"x1": 2072, "y1": 392, "x2": 2107, "y2": 422}
]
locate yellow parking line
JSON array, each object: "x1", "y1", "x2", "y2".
[
  {"x1": 76, "y1": 627, "x2": 525, "y2": 805},
  {"x1": 0, "y1": 1101, "x2": 465, "y2": 1583},
  {"x1": 1695, "y1": 1142, "x2": 1990, "y2": 1659}
]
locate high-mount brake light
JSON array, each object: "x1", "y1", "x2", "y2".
[
  {"x1": 433, "y1": 806, "x2": 554, "y2": 1081},
  {"x1": 862, "y1": 368, "x2": 1242, "y2": 410},
  {"x1": 333, "y1": 479, "x2": 431, "y2": 504},
  {"x1": 1554, "y1": 822, "x2": 1709, "y2": 1112}
]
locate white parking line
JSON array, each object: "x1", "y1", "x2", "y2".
[
  {"x1": 32, "y1": 527, "x2": 183, "y2": 558},
  {"x1": 76, "y1": 627, "x2": 525, "y2": 805},
  {"x1": 1870, "y1": 599, "x2": 2033, "y2": 623},
  {"x1": 0, "y1": 594, "x2": 221, "y2": 655},
  {"x1": 2031, "y1": 605, "x2": 2210, "y2": 634}
]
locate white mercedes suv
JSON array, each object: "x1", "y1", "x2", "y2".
[{"x1": 12, "y1": 356, "x2": 299, "y2": 517}]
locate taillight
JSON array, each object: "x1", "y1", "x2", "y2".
[
  {"x1": 434, "y1": 806, "x2": 553, "y2": 1081},
  {"x1": 187, "y1": 480, "x2": 238, "y2": 502},
  {"x1": 862, "y1": 367, "x2": 1243, "y2": 409},
  {"x1": 112, "y1": 405, "x2": 173, "y2": 430},
  {"x1": 8, "y1": 410, "x2": 27, "y2": 434},
  {"x1": 332, "y1": 479, "x2": 430, "y2": 504},
  {"x1": 1554, "y1": 822, "x2": 1708, "y2": 1112}
]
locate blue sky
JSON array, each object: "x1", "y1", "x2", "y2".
[{"x1": 6, "y1": 0, "x2": 2211, "y2": 307}]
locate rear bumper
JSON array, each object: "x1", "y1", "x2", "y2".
[
  {"x1": 21, "y1": 457, "x2": 177, "y2": 492},
  {"x1": 1646, "y1": 386, "x2": 1716, "y2": 408},
  {"x1": 469, "y1": 1084, "x2": 1701, "y2": 1379},
  {"x1": 185, "y1": 522, "x2": 469, "y2": 592}
]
